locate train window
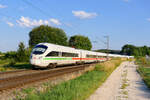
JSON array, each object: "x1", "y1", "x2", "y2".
[
  {"x1": 46, "y1": 51, "x2": 59, "y2": 57},
  {"x1": 98, "y1": 56, "x2": 102, "y2": 58},
  {"x1": 32, "y1": 45, "x2": 48, "y2": 55},
  {"x1": 86, "y1": 55, "x2": 89, "y2": 58},
  {"x1": 62, "y1": 52, "x2": 78, "y2": 57},
  {"x1": 86, "y1": 55, "x2": 97, "y2": 58},
  {"x1": 93, "y1": 55, "x2": 97, "y2": 58},
  {"x1": 74, "y1": 53, "x2": 78, "y2": 57},
  {"x1": 86, "y1": 55, "x2": 91, "y2": 58}
]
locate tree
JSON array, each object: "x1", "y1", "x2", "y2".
[
  {"x1": 121, "y1": 44, "x2": 136, "y2": 55},
  {"x1": 0, "y1": 51, "x2": 3, "y2": 56},
  {"x1": 69, "y1": 35, "x2": 92, "y2": 50},
  {"x1": 29, "y1": 25, "x2": 68, "y2": 48},
  {"x1": 16, "y1": 42, "x2": 26, "y2": 62}
]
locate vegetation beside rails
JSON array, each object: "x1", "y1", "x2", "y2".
[
  {"x1": 136, "y1": 57, "x2": 150, "y2": 88},
  {"x1": 0, "y1": 58, "x2": 31, "y2": 72},
  {"x1": 18, "y1": 59, "x2": 125, "y2": 100}
]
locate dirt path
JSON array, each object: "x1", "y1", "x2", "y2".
[{"x1": 87, "y1": 61, "x2": 150, "y2": 100}]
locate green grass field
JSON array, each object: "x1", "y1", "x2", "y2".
[
  {"x1": 136, "y1": 57, "x2": 150, "y2": 88},
  {"x1": 0, "y1": 58, "x2": 31, "y2": 72},
  {"x1": 24, "y1": 70, "x2": 107, "y2": 100},
  {"x1": 138, "y1": 67, "x2": 150, "y2": 88}
]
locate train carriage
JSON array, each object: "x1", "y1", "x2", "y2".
[{"x1": 30, "y1": 43, "x2": 133, "y2": 68}]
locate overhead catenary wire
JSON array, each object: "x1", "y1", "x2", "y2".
[
  {"x1": 41, "y1": 0, "x2": 85, "y2": 35},
  {"x1": 22, "y1": 0, "x2": 106, "y2": 46},
  {"x1": 22, "y1": 0, "x2": 84, "y2": 36}
]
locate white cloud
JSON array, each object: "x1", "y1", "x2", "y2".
[
  {"x1": 16, "y1": 16, "x2": 61, "y2": 27},
  {"x1": 72, "y1": 10, "x2": 97, "y2": 19},
  {"x1": 6, "y1": 22, "x2": 14, "y2": 27},
  {"x1": 0, "y1": 4, "x2": 7, "y2": 8},
  {"x1": 50, "y1": 18, "x2": 61, "y2": 25}
]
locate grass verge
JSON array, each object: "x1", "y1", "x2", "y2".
[
  {"x1": 0, "y1": 59, "x2": 31, "y2": 72},
  {"x1": 20, "y1": 59, "x2": 125, "y2": 100},
  {"x1": 136, "y1": 57, "x2": 150, "y2": 88},
  {"x1": 137, "y1": 67, "x2": 150, "y2": 88}
]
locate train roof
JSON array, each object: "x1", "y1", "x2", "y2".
[{"x1": 37, "y1": 43, "x2": 134, "y2": 58}]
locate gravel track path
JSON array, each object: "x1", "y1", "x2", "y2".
[{"x1": 87, "y1": 61, "x2": 150, "y2": 100}]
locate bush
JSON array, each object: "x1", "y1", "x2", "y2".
[
  {"x1": 16, "y1": 42, "x2": 32, "y2": 62},
  {"x1": 9, "y1": 59, "x2": 16, "y2": 66},
  {"x1": 4, "y1": 51, "x2": 17, "y2": 59}
]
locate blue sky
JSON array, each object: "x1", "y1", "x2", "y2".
[{"x1": 0, "y1": 0, "x2": 150, "y2": 52}]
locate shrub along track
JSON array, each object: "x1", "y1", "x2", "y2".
[{"x1": 0, "y1": 64, "x2": 93, "y2": 92}]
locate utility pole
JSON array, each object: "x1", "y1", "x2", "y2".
[{"x1": 104, "y1": 36, "x2": 109, "y2": 60}]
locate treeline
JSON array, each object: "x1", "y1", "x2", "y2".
[
  {"x1": 121, "y1": 44, "x2": 150, "y2": 57},
  {"x1": 96, "y1": 44, "x2": 150, "y2": 57},
  {"x1": 1, "y1": 25, "x2": 92, "y2": 63}
]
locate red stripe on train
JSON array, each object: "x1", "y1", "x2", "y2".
[{"x1": 72, "y1": 58, "x2": 106, "y2": 60}]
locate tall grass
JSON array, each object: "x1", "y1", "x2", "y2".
[
  {"x1": 136, "y1": 57, "x2": 150, "y2": 67},
  {"x1": 21, "y1": 59, "x2": 124, "y2": 100},
  {"x1": 97, "y1": 59, "x2": 122, "y2": 72},
  {"x1": 0, "y1": 59, "x2": 31, "y2": 72}
]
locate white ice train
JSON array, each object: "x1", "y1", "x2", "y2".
[{"x1": 30, "y1": 43, "x2": 133, "y2": 68}]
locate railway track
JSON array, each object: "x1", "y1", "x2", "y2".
[
  {"x1": 0, "y1": 69, "x2": 38, "y2": 79},
  {"x1": 0, "y1": 64, "x2": 93, "y2": 91},
  {"x1": 0, "y1": 69, "x2": 27, "y2": 75}
]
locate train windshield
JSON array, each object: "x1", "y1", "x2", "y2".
[{"x1": 32, "y1": 45, "x2": 48, "y2": 55}]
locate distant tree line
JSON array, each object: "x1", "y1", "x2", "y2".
[
  {"x1": 121, "y1": 44, "x2": 150, "y2": 57},
  {"x1": 95, "y1": 44, "x2": 150, "y2": 57}
]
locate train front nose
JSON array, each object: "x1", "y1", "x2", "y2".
[
  {"x1": 30, "y1": 54, "x2": 35, "y2": 65},
  {"x1": 30, "y1": 55, "x2": 41, "y2": 65},
  {"x1": 30, "y1": 44, "x2": 48, "y2": 67}
]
